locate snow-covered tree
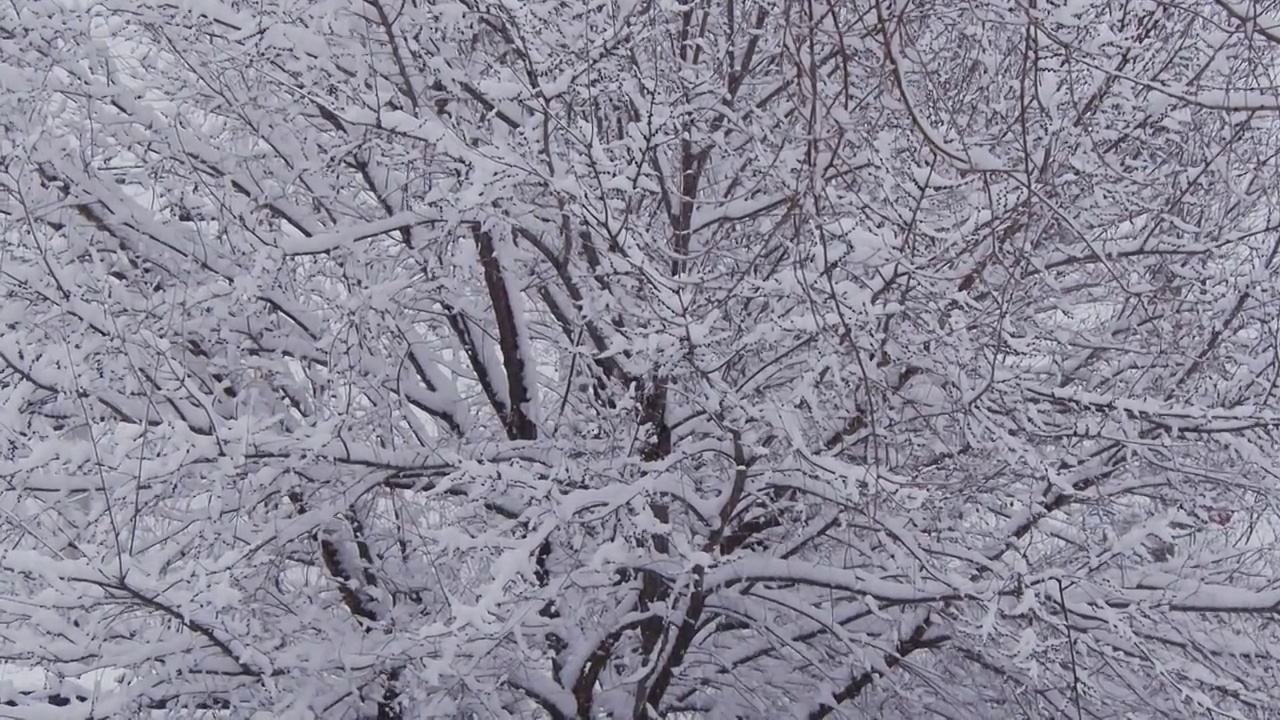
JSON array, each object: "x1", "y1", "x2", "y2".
[{"x1": 3, "y1": 0, "x2": 1280, "y2": 716}]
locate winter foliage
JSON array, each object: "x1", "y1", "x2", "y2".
[{"x1": 3, "y1": 0, "x2": 1280, "y2": 717}]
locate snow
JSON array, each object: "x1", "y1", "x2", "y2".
[
  {"x1": 704, "y1": 556, "x2": 959, "y2": 602},
  {"x1": 4, "y1": 0, "x2": 1280, "y2": 717}
]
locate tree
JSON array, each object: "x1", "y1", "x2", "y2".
[{"x1": 3, "y1": 0, "x2": 1280, "y2": 716}]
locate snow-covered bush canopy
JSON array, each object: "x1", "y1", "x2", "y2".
[{"x1": 3, "y1": 0, "x2": 1280, "y2": 717}]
